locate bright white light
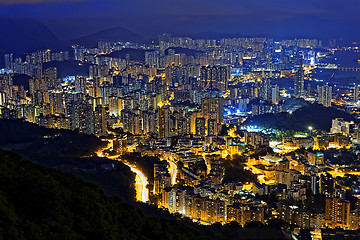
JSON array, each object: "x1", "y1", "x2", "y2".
[
  {"x1": 246, "y1": 125, "x2": 262, "y2": 132},
  {"x1": 310, "y1": 57, "x2": 315, "y2": 65}
]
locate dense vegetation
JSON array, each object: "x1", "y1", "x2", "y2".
[
  {"x1": 0, "y1": 119, "x2": 135, "y2": 201},
  {"x1": 43, "y1": 60, "x2": 90, "y2": 78},
  {"x1": 0, "y1": 149, "x2": 206, "y2": 240},
  {"x1": 222, "y1": 156, "x2": 258, "y2": 184},
  {"x1": 324, "y1": 148, "x2": 360, "y2": 166},
  {"x1": 0, "y1": 119, "x2": 106, "y2": 157},
  {"x1": 243, "y1": 104, "x2": 356, "y2": 131},
  {"x1": 292, "y1": 194, "x2": 326, "y2": 213}
]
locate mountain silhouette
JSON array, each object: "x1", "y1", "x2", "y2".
[
  {"x1": 0, "y1": 19, "x2": 143, "y2": 56},
  {"x1": 68, "y1": 26, "x2": 143, "y2": 47},
  {"x1": 0, "y1": 18, "x2": 63, "y2": 54}
]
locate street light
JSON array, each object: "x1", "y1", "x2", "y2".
[{"x1": 308, "y1": 126, "x2": 313, "y2": 136}]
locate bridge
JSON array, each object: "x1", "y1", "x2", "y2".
[{"x1": 337, "y1": 67, "x2": 360, "y2": 71}]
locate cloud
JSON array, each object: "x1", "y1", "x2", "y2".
[{"x1": 0, "y1": 0, "x2": 83, "y2": 4}]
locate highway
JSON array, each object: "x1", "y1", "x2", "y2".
[
  {"x1": 109, "y1": 157, "x2": 149, "y2": 202},
  {"x1": 96, "y1": 143, "x2": 149, "y2": 203},
  {"x1": 127, "y1": 164, "x2": 149, "y2": 203},
  {"x1": 167, "y1": 160, "x2": 178, "y2": 185}
]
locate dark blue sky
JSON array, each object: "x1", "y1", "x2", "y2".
[{"x1": 1, "y1": 0, "x2": 359, "y2": 41}]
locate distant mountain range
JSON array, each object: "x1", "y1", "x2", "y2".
[
  {"x1": 0, "y1": 18, "x2": 63, "y2": 54},
  {"x1": 185, "y1": 32, "x2": 250, "y2": 40},
  {"x1": 68, "y1": 27, "x2": 144, "y2": 48},
  {"x1": 0, "y1": 19, "x2": 144, "y2": 55},
  {"x1": 0, "y1": 18, "x2": 336, "y2": 59}
]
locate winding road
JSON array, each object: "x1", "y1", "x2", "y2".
[
  {"x1": 98, "y1": 146, "x2": 149, "y2": 203},
  {"x1": 127, "y1": 164, "x2": 149, "y2": 202},
  {"x1": 167, "y1": 160, "x2": 178, "y2": 185}
]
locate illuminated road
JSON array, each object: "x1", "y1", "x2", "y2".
[
  {"x1": 96, "y1": 140, "x2": 113, "y2": 157},
  {"x1": 96, "y1": 145, "x2": 149, "y2": 202},
  {"x1": 127, "y1": 164, "x2": 149, "y2": 203},
  {"x1": 166, "y1": 160, "x2": 177, "y2": 185}
]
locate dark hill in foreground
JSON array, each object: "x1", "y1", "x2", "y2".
[
  {"x1": 0, "y1": 119, "x2": 135, "y2": 201},
  {"x1": 243, "y1": 104, "x2": 356, "y2": 131},
  {"x1": 0, "y1": 119, "x2": 104, "y2": 157},
  {"x1": 0, "y1": 149, "x2": 205, "y2": 240}
]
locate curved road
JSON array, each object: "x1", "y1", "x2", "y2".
[
  {"x1": 166, "y1": 160, "x2": 178, "y2": 185},
  {"x1": 127, "y1": 164, "x2": 149, "y2": 203},
  {"x1": 98, "y1": 150, "x2": 149, "y2": 203}
]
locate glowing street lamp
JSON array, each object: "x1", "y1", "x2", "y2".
[{"x1": 308, "y1": 126, "x2": 313, "y2": 136}]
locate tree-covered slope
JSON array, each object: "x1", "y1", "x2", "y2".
[
  {"x1": 243, "y1": 104, "x2": 356, "y2": 131},
  {"x1": 0, "y1": 149, "x2": 206, "y2": 240}
]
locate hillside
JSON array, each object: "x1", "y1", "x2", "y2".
[
  {"x1": 0, "y1": 149, "x2": 205, "y2": 240},
  {"x1": 243, "y1": 104, "x2": 356, "y2": 131},
  {"x1": 0, "y1": 119, "x2": 135, "y2": 200},
  {"x1": 12, "y1": 74, "x2": 31, "y2": 90},
  {"x1": 0, "y1": 119, "x2": 104, "y2": 157},
  {"x1": 43, "y1": 60, "x2": 90, "y2": 78},
  {"x1": 0, "y1": 18, "x2": 63, "y2": 54},
  {"x1": 105, "y1": 48, "x2": 151, "y2": 62},
  {"x1": 68, "y1": 27, "x2": 143, "y2": 47}
]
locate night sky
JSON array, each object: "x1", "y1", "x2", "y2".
[{"x1": 0, "y1": 0, "x2": 359, "y2": 41}]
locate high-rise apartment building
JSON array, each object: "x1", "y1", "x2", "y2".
[
  {"x1": 317, "y1": 84, "x2": 332, "y2": 107},
  {"x1": 201, "y1": 95, "x2": 224, "y2": 124},
  {"x1": 94, "y1": 105, "x2": 106, "y2": 137},
  {"x1": 158, "y1": 105, "x2": 170, "y2": 138},
  {"x1": 200, "y1": 65, "x2": 228, "y2": 92},
  {"x1": 325, "y1": 197, "x2": 351, "y2": 229},
  {"x1": 272, "y1": 84, "x2": 280, "y2": 104},
  {"x1": 354, "y1": 85, "x2": 359, "y2": 102},
  {"x1": 294, "y1": 68, "x2": 304, "y2": 97}
]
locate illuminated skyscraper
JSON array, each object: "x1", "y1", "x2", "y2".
[
  {"x1": 207, "y1": 119, "x2": 217, "y2": 136},
  {"x1": 294, "y1": 68, "x2": 304, "y2": 97},
  {"x1": 50, "y1": 91, "x2": 64, "y2": 115},
  {"x1": 4, "y1": 53, "x2": 13, "y2": 69},
  {"x1": 325, "y1": 197, "x2": 351, "y2": 229},
  {"x1": 201, "y1": 95, "x2": 224, "y2": 124},
  {"x1": 44, "y1": 67, "x2": 58, "y2": 90},
  {"x1": 94, "y1": 105, "x2": 106, "y2": 137},
  {"x1": 354, "y1": 85, "x2": 359, "y2": 102},
  {"x1": 200, "y1": 65, "x2": 228, "y2": 91},
  {"x1": 158, "y1": 105, "x2": 170, "y2": 138},
  {"x1": 75, "y1": 76, "x2": 86, "y2": 93},
  {"x1": 195, "y1": 117, "x2": 206, "y2": 136},
  {"x1": 317, "y1": 84, "x2": 332, "y2": 107},
  {"x1": 272, "y1": 84, "x2": 280, "y2": 104}
]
